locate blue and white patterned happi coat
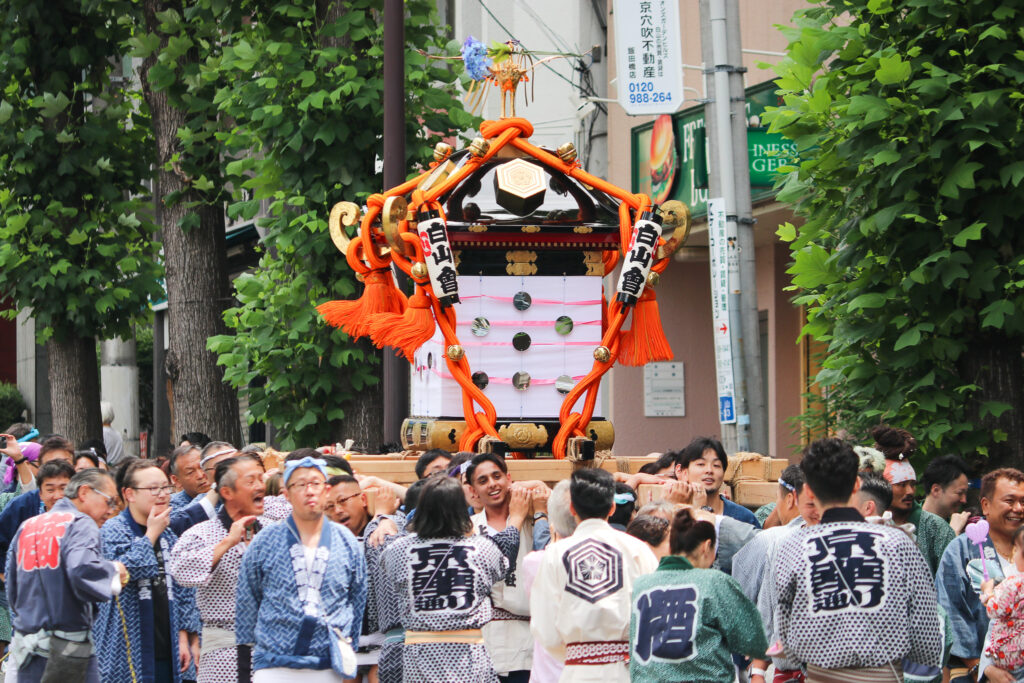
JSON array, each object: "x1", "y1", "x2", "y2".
[
  {"x1": 95, "y1": 511, "x2": 200, "y2": 683},
  {"x1": 236, "y1": 516, "x2": 367, "y2": 672}
]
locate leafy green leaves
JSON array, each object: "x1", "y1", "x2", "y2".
[
  {"x1": 766, "y1": 0, "x2": 1024, "y2": 460},
  {"x1": 0, "y1": 0, "x2": 162, "y2": 343},
  {"x1": 206, "y1": 0, "x2": 477, "y2": 447}
]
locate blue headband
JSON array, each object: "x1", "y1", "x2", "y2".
[
  {"x1": 614, "y1": 492, "x2": 636, "y2": 505},
  {"x1": 283, "y1": 456, "x2": 329, "y2": 486}
]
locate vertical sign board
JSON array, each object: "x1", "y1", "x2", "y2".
[
  {"x1": 613, "y1": 0, "x2": 684, "y2": 116},
  {"x1": 707, "y1": 198, "x2": 736, "y2": 424}
]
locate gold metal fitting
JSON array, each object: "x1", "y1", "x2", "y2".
[
  {"x1": 328, "y1": 202, "x2": 361, "y2": 255},
  {"x1": 646, "y1": 271, "x2": 660, "y2": 287},
  {"x1": 468, "y1": 137, "x2": 490, "y2": 158},
  {"x1": 433, "y1": 142, "x2": 454, "y2": 162},
  {"x1": 355, "y1": 272, "x2": 365, "y2": 283},
  {"x1": 557, "y1": 142, "x2": 577, "y2": 164},
  {"x1": 593, "y1": 346, "x2": 611, "y2": 363},
  {"x1": 447, "y1": 344, "x2": 465, "y2": 361},
  {"x1": 411, "y1": 262, "x2": 428, "y2": 279},
  {"x1": 381, "y1": 195, "x2": 413, "y2": 258}
]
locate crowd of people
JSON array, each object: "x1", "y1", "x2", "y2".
[{"x1": 0, "y1": 420, "x2": 1018, "y2": 683}]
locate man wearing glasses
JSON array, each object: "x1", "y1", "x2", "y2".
[
  {"x1": 237, "y1": 455, "x2": 367, "y2": 682},
  {"x1": 6, "y1": 469, "x2": 128, "y2": 682}
]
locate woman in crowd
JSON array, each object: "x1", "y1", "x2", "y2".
[
  {"x1": 382, "y1": 474, "x2": 528, "y2": 682},
  {"x1": 630, "y1": 508, "x2": 767, "y2": 683},
  {"x1": 95, "y1": 459, "x2": 200, "y2": 683}
]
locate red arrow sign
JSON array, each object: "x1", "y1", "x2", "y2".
[{"x1": 719, "y1": 323, "x2": 728, "y2": 334}]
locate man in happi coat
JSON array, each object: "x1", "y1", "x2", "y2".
[
  {"x1": 936, "y1": 467, "x2": 1024, "y2": 683},
  {"x1": 236, "y1": 456, "x2": 367, "y2": 682},
  {"x1": 884, "y1": 458, "x2": 956, "y2": 575},
  {"x1": 774, "y1": 439, "x2": 943, "y2": 682},
  {"x1": 530, "y1": 468, "x2": 658, "y2": 683},
  {"x1": 467, "y1": 453, "x2": 552, "y2": 683},
  {"x1": 168, "y1": 444, "x2": 209, "y2": 512},
  {"x1": 6, "y1": 469, "x2": 126, "y2": 682},
  {"x1": 170, "y1": 454, "x2": 290, "y2": 682},
  {"x1": 733, "y1": 464, "x2": 820, "y2": 683},
  {"x1": 94, "y1": 460, "x2": 201, "y2": 683}
]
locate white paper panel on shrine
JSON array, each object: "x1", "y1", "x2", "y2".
[{"x1": 410, "y1": 275, "x2": 604, "y2": 419}]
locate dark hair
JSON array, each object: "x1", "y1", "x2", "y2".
[
  {"x1": 214, "y1": 454, "x2": 263, "y2": 491},
  {"x1": 639, "y1": 452, "x2": 677, "y2": 475},
  {"x1": 800, "y1": 438, "x2": 859, "y2": 506},
  {"x1": 320, "y1": 454, "x2": 353, "y2": 476},
  {"x1": 403, "y1": 477, "x2": 431, "y2": 514},
  {"x1": 608, "y1": 482, "x2": 637, "y2": 526},
  {"x1": 264, "y1": 473, "x2": 282, "y2": 496},
  {"x1": 78, "y1": 438, "x2": 107, "y2": 460},
  {"x1": 39, "y1": 435, "x2": 74, "y2": 462},
  {"x1": 36, "y1": 459, "x2": 75, "y2": 487},
  {"x1": 465, "y1": 453, "x2": 508, "y2": 485},
  {"x1": 168, "y1": 444, "x2": 200, "y2": 476},
  {"x1": 672, "y1": 437, "x2": 728, "y2": 472},
  {"x1": 4, "y1": 423, "x2": 34, "y2": 440},
  {"x1": 870, "y1": 424, "x2": 917, "y2": 461},
  {"x1": 442, "y1": 452, "x2": 473, "y2": 479},
  {"x1": 181, "y1": 432, "x2": 212, "y2": 448},
  {"x1": 858, "y1": 471, "x2": 892, "y2": 512},
  {"x1": 981, "y1": 468, "x2": 1024, "y2": 501},
  {"x1": 116, "y1": 459, "x2": 164, "y2": 499},
  {"x1": 327, "y1": 474, "x2": 357, "y2": 488},
  {"x1": 921, "y1": 455, "x2": 971, "y2": 495},
  {"x1": 779, "y1": 464, "x2": 805, "y2": 496},
  {"x1": 570, "y1": 468, "x2": 615, "y2": 520},
  {"x1": 411, "y1": 475, "x2": 472, "y2": 538},
  {"x1": 286, "y1": 448, "x2": 323, "y2": 462},
  {"x1": 626, "y1": 514, "x2": 669, "y2": 548},
  {"x1": 669, "y1": 508, "x2": 717, "y2": 556},
  {"x1": 416, "y1": 449, "x2": 452, "y2": 479},
  {"x1": 74, "y1": 450, "x2": 101, "y2": 469}
]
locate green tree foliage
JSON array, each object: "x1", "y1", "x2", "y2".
[
  {"x1": 0, "y1": 0, "x2": 162, "y2": 441},
  {"x1": 768, "y1": 0, "x2": 1024, "y2": 462},
  {"x1": 207, "y1": 0, "x2": 476, "y2": 448},
  {"x1": 0, "y1": 0, "x2": 161, "y2": 341}
]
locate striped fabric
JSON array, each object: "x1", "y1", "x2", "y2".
[{"x1": 806, "y1": 663, "x2": 903, "y2": 683}]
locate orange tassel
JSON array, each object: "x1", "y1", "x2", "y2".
[
  {"x1": 368, "y1": 292, "x2": 436, "y2": 362},
  {"x1": 619, "y1": 288, "x2": 673, "y2": 366},
  {"x1": 317, "y1": 268, "x2": 407, "y2": 340}
]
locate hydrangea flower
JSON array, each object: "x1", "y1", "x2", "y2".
[{"x1": 461, "y1": 36, "x2": 492, "y2": 82}]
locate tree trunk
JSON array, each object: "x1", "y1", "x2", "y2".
[
  {"x1": 140, "y1": 0, "x2": 241, "y2": 446},
  {"x1": 958, "y1": 335, "x2": 1024, "y2": 471},
  {"x1": 317, "y1": 0, "x2": 386, "y2": 453},
  {"x1": 332, "y1": 340, "x2": 385, "y2": 452},
  {"x1": 46, "y1": 333, "x2": 101, "y2": 445}
]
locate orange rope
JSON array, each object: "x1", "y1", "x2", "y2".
[{"x1": 352, "y1": 117, "x2": 668, "y2": 458}]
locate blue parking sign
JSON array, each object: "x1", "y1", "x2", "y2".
[{"x1": 719, "y1": 396, "x2": 735, "y2": 424}]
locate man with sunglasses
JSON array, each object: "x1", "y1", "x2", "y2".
[
  {"x1": 6, "y1": 469, "x2": 127, "y2": 682},
  {"x1": 237, "y1": 455, "x2": 367, "y2": 682}
]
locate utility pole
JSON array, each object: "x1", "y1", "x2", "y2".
[
  {"x1": 700, "y1": 0, "x2": 767, "y2": 454},
  {"x1": 382, "y1": 0, "x2": 408, "y2": 448}
]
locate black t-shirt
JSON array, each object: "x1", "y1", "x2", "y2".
[{"x1": 151, "y1": 540, "x2": 172, "y2": 660}]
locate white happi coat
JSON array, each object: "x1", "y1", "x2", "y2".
[
  {"x1": 530, "y1": 517, "x2": 658, "y2": 683},
  {"x1": 472, "y1": 510, "x2": 533, "y2": 675}
]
